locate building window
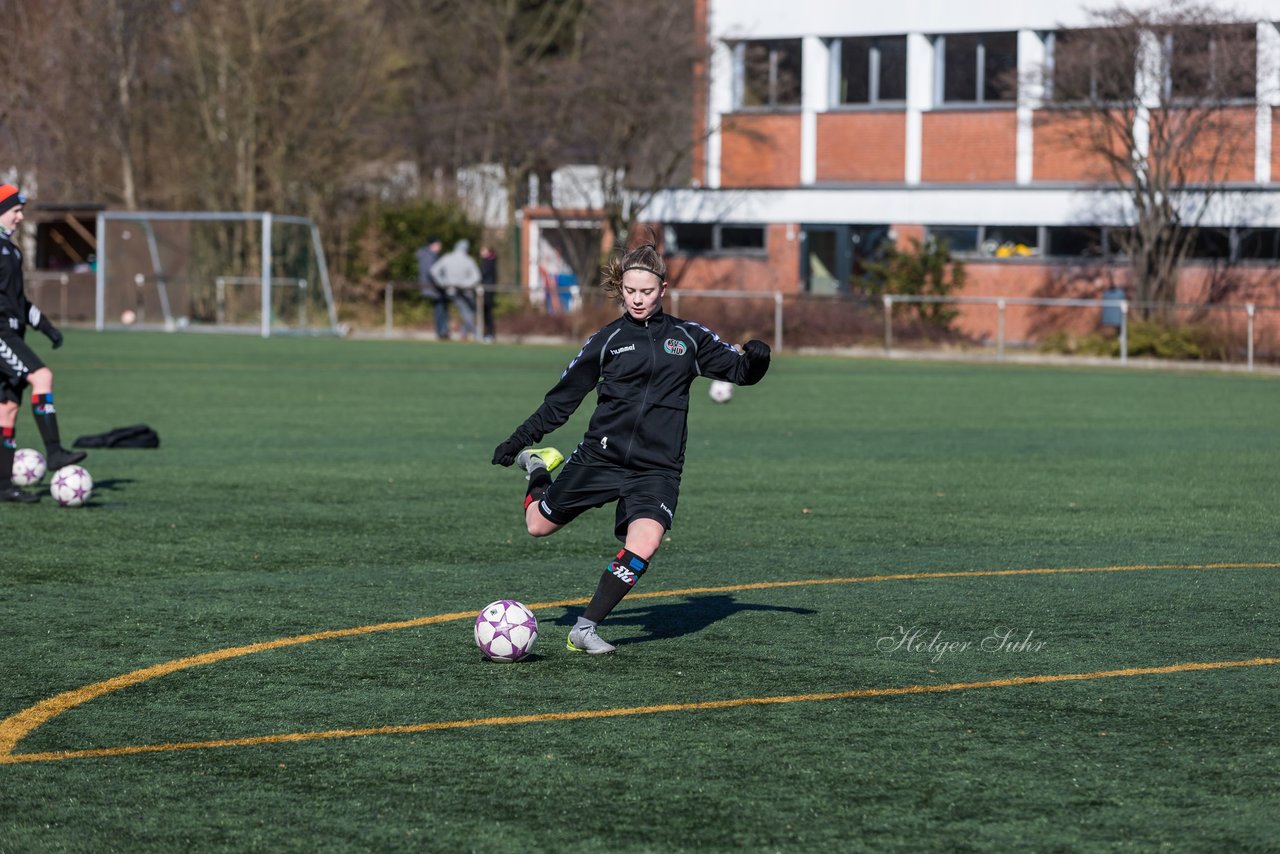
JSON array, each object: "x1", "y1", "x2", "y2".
[
  {"x1": 835, "y1": 36, "x2": 907, "y2": 105},
  {"x1": 737, "y1": 40, "x2": 802, "y2": 109},
  {"x1": 939, "y1": 32, "x2": 1017, "y2": 104},
  {"x1": 719, "y1": 226, "x2": 767, "y2": 251},
  {"x1": 928, "y1": 226, "x2": 980, "y2": 254},
  {"x1": 1186, "y1": 227, "x2": 1232, "y2": 259},
  {"x1": 1236, "y1": 227, "x2": 1280, "y2": 261},
  {"x1": 1049, "y1": 28, "x2": 1137, "y2": 103},
  {"x1": 1045, "y1": 226, "x2": 1106, "y2": 257},
  {"x1": 927, "y1": 225, "x2": 1040, "y2": 258},
  {"x1": 926, "y1": 224, "x2": 1267, "y2": 261},
  {"x1": 1165, "y1": 25, "x2": 1256, "y2": 102},
  {"x1": 665, "y1": 223, "x2": 767, "y2": 255}
]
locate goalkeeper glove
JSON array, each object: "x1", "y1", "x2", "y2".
[
  {"x1": 742, "y1": 339, "x2": 770, "y2": 384},
  {"x1": 492, "y1": 434, "x2": 525, "y2": 466},
  {"x1": 29, "y1": 307, "x2": 62, "y2": 349}
]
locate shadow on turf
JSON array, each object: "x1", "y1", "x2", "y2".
[
  {"x1": 61, "y1": 477, "x2": 136, "y2": 509},
  {"x1": 553, "y1": 594, "x2": 817, "y2": 645}
]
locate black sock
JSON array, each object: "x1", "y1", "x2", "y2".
[
  {"x1": 0, "y1": 426, "x2": 14, "y2": 487},
  {"x1": 583, "y1": 549, "x2": 650, "y2": 623},
  {"x1": 523, "y1": 466, "x2": 552, "y2": 509},
  {"x1": 31, "y1": 393, "x2": 65, "y2": 455}
]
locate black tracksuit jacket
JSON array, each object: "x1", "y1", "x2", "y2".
[
  {"x1": 0, "y1": 230, "x2": 50, "y2": 337},
  {"x1": 512, "y1": 309, "x2": 770, "y2": 474}
]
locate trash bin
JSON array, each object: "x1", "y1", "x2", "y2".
[
  {"x1": 556, "y1": 272, "x2": 578, "y2": 313},
  {"x1": 1101, "y1": 287, "x2": 1125, "y2": 328}
]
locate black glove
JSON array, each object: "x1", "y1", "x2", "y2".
[
  {"x1": 742, "y1": 339, "x2": 770, "y2": 385},
  {"x1": 29, "y1": 308, "x2": 63, "y2": 349},
  {"x1": 492, "y1": 434, "x2": 524, "y2": 466},
  {"x1": 743, "y1": 339, "x2": 770, "y2": 362}
]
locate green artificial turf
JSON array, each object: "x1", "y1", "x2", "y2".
[{"x1": 1, "y1": 331, "x2": 1277, "y2": 851}]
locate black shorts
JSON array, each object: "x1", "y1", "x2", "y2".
[
  {"x1": 537, "y1": 448, "x2": 680, "y2": 541},
  {"x1": 0, "y1": 332, "x2": 43, "y2": 404}
]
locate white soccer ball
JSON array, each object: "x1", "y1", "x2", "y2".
[
  {"x1": 708, "y1": 380, "x2": 734, "y2": 403},
  {"x1": 50, "y1": 465, "x2": 93, "y2": 507},
  {"x1": 120, "y1": 309, "x2": 137, "y2": 325},
  {"x1": 474, "y1": 599, "x2": 538, "y2": 662},
  {"x1": 12, "y1": 448, "x2": 47, "y2": 486}
]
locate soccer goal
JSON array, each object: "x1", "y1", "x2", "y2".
[{"x1": 93, "y1": 211, "x2": 338, "y2": 336}]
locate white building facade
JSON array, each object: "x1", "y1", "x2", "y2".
[{"x1": 646, "y1": 0, "x2": 1280, "y2": 310}]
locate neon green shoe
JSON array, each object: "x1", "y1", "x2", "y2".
[{"x1": 515, "y1": 446, "x2": 563, "y2": 479}]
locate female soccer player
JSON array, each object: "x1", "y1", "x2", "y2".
[
  {"x1": 492, "y1": 242, "x2": 771, "y2": 653},
  {"x1": 0, "y1": 184, "x2": 86, "y2": 503}
]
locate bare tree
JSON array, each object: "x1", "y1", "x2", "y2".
[
  {"x1": 541, "y1": 0, "x2": 703, "y2": 286},
  {"x1": 3, "y1": 0, "x2": 704, "y2": 306},
  {"x1": 1038, "y1": 1, "x2": 1262, "y2": 317},
  {"x1": 0, "y1": 1, "x2": 158, "y2": 205}
]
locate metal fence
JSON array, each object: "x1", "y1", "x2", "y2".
[
  {"x1": 879, "y1": 294, "x2": 1275, "y2": 370},
  {"x1": 377, "y1": 283, "x2": 1279, "y2": 371}
]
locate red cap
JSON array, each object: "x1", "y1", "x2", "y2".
[{"x1": 0, "y1": 184, "x2": 26, "y2": 216}]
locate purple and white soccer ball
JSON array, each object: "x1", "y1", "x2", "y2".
[
  {"x1": 50, "y1": 464, "x2": 93, "y2": 507},
  {"x1": 11, "y1": 448, "x2": 47, "y2": 486},
  {"x1": 474, "y1": 599, "x2": 538, "y2": 662}
]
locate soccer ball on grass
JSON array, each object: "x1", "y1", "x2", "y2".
[
  {"x1": 50, "y1": 465, "x2": 93, "y2": 507},
  {"x1": 708, "y1": 380, "x2": 734, "y2": 403},
  {"x1": 12, "y1": 448, "x2": 47, "y2": 486},
  {"x1": 474, "y1": 599, "x2": 538, "y2": 662}
]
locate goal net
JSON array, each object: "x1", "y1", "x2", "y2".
[{"x1": 93, "y1": 211, "x2": 338, "y2": 336}]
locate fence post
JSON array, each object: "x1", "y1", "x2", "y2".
[
  {"x1": 476, "y1": 286, "x2": 486, "y2": 341},
  {"x1": 774, "y1": 292, "x2": 784, "y2": 353},
  {"x1": 1119, "y1": 300, "x2": 1129, "y2": 365},
  {"x1": 385, "y1": 283, "x2": 394, "y2": 337},
  {"x1": 1247, "y1": 303, "x2": 1255, "y2": 372},
  {"x1": 997, "y1": 298, "x2": 1006, "y2": 360},
  {"x1": 883, "y1": 295, "x2": 893, "y2": 354}
]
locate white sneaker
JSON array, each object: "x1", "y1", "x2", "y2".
[
  {"x1": 515, "y1": 446, "x2": 564, "y2": 479},
  {"x1": 567, "y1": 625, "x2": 616, "y2": 655}
]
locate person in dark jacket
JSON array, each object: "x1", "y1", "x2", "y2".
[
  {"x1": 415, "y1": 237, "x2": 451, "y2": 339},
  {"x1": 492, "y1": 242, "x2": 771, "y2": 653},
  {"x1": 0, "y1": 184, "x2": 87, "y2": 503},
  {"x1": 478, "y1": 245, "x2": 497, "y2": 342}
]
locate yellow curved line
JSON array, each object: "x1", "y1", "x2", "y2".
[
  {"x1": 1, "y1": 562, "x2": 1276, "y2": 762},
  {"x1": 4, "y1": 656, "x2": 1278, "y2": 765}
]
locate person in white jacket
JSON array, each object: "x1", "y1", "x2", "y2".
[{"x1": 429, "y1": 240, "x2": 479, "y2": 340}]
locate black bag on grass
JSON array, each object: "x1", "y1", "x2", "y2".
[{"x1": 73, "y1": 424, "x2": 160, "y2": 448}]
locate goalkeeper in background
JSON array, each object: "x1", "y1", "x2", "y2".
[
  {"x1": 0, "y1": 184, "x2": 87, "y2": 503},
  {"x1": 492, "y1": 241, "x2": 771, "y2": 653}
]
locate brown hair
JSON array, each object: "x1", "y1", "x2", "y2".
[{"x1": 601, "y1": 242, "x2": 666, "y2": 302}]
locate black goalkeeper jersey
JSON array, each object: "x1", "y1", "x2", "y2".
[
  {"x1": 0, "y1": 231, "x2": 29, "y2": 333},
  {"x1": 513, "y1": 309, "x2": 769, "y2": 473},
  {"x1": 0, "y1": 231, "x2": 47, "y2": 337}
]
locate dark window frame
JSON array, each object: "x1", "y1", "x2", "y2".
[
  {"x1": 1047, "y1": 28, "x2": 1138, "y2": 105},
  {"x1": 664, "y1": 223, "x2": 769, "y2": 257},
  {"x1": 1163, "y1": 24, "x2": 1257, "y2": 104},
  {"x1": 937, "y1": 31, "x2": 1018, "y2": 105},
  {"x1": 926, "y1": 224, "x2": 1041, "y2": 258},
  {"x1": 833, "y1": 35, "x2": 908, "y2": 107},
  {"x1": 734, "y1": 39, "x2": 804, "y2": 110},
  {"x1": 923, "y1": 223, "x2": 1266, "y2": 262}
]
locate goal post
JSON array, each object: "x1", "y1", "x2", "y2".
[{"x1": 93, "y1": 210, "x2": 338, "y2": 337}]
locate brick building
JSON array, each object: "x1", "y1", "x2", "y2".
[{"x1": 640, "y1": 0, "x2": 1280, "y2": 345}]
